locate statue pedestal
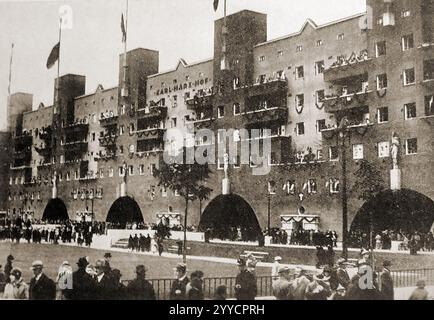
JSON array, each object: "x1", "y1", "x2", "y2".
[
  {"x1": 390, "y1": 168, "x2": 401, "y2": 191},
  {"x1": 120, "y1": 182, "x2": 127, "y2": 197},
  {"x1": 222, "y1": 178, "x2": 230, "y2": 195}
]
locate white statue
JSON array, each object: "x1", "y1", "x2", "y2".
[
  {"x1": 223, "y1": 153, "x2": 229, "y2": 179},
  {"x1": 390, "y1": 132, "x2": 400, "y2": 169}
]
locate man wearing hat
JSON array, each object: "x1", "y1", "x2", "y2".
[
  {"x1": 335, "y1": 258, "x2": 350, "y2": 289},
  {"x1": 94, "y1": 259, "x2": 116, "y2": 300},
  {"x1": 271, "y1": 256, "x2": 282, "y2": 281},
  {"x1": 29, "y1": 260, "x2": 56, "y2": 300},
  {"x1": 288, "y1": 267, "x2": 310, "y2": 300},
  {"x1": 65, "y1": 257, "x2": 97, "y2": 300},
  {"x1": 272, "y1": 266, "x2": 291, "y2": 300},
  {"x1": 4, "y1": 255, "x2": 14, "y2": 281},
  {"x1": 379, "y1": 260, "x2": 394, "y2": 300},
  {"x1": 346, "y1": 263, "x2": 380, "y2": 300},
  {"x1": 126, "y1": 265, "x2": 156, "y2": 300},
  {"x1": 234, "y1": 258, "x2": 257, "y2": 300},
  {"x1": 170, "y1": 263, "x2": 189, "y2": 300},
  {"x1": 332, "y1": 284, "x2": 347, "y2": 300}
]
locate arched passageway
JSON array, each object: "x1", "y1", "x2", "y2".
[
  {"x1": 42, "y1": 198, "x2": 69, "y2": 222},
  {"x1": 199, "y1": 194, "x2": 262, "y2": 242},
  {"x1": 106, "y1": 196, "x2": 144, "y2": 228}
]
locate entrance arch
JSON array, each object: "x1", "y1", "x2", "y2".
[
  {"x1": 42, "y1": 198, "x2": 69, "y2": 222},
  {"x1": 106, "y1": 196, "x2": 144, "y2": 228},
  {"x1": 199, "y1": 194, "x2": 262, "y2": 241},
  {"x1": 350, "y1": 189, "x2": 434, "y2": 234}
]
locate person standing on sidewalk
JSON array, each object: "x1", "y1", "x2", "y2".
[
  {"x1": 272, "y1": 266, "x2": 291, "y2": 300},
  {"x1": 271, "y1": 256, "x2": 282, "y2": 281},
  {"x1": 234, "y1": 258, "x2": 257, "y2": 300}
]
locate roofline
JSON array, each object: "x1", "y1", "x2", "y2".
[
  {"x1": 148, "y1": 58, "x2": 214, "y2": 79},
  {"x1": 255, "y1": 12, "x2": 366, "y2": 48},
  {"x1": 23, "y1": 105, "x2": 53, "y2": 115},
  {"x1": 215, "y1": 9, "x2": 266, "y2": 22},
  {"x1": 74, "y1": 86, "x2": 118, "y2": 100}
]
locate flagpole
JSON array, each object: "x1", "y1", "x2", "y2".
[
  {"x1": 222, "y1": 0, "x2": 228, "y2": 70},
  {"x1": 7, "y1": 43, "x2": 14, "y2": 132},
  {"x1": 123, "y1": 0, "x2": 129, "y2": 93},
  {"x1": 55, "y1": 17, "x2": 62, "y2": 114}
]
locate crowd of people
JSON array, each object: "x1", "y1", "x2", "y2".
[
  {"x1": 271, "y1": 250, "x2": 431, "y2": 300},
  {"x1": 0, "y1": 217, "x2": 106, "y2": 247},
  {"x1": 268, "y1": 228, "x2": 339, "y2": 248},
  {"x1": 127, "y1": 234, "x2": 164, "y2": 256}
]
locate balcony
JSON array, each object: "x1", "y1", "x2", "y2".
[
  {"x1": 63, "y1": 141, "x2": 88, "y2": 154},
  {"x1": 14, "y1": 134, "x2": 33, "y2": 148},
  {"x1": 239, "y1": 78, "x2": 288, "y2": 98},
  {"x1": 99, "y1": 134, "x2": 117, "y2": 147},
  {"x1": 186, "y1": 92, "x2": 214, "y2": 110},
  {"x1": 99, "y1": 114, "x2": 118, "y2": 127},
  {"x1": 135, "y1": 128, "x2": 166, "y2": 141},
  {"x1": 38, "y1": 126, "x2": 52, "y2": 141},
  {"x1": 243, "y1": 106, "x2": 288, "y2": 126},
  {"x1": 34, "y1": 143, "x2": 52, "y2": 156},
  {"x1": 324, "y1": 51, "x2": 371, "y2": 84},
  {"x1": 323, "y1": 90, "x2": 374, "y2": 114},
  {"x1": 137, "y1": 106, "x2": 167, "y2": 119}
]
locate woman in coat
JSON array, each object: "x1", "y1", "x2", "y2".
[{"x1": 3, "y1": 268, "x2": 29, "y2": 300}]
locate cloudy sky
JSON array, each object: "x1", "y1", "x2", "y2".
[{"x1": 0, "y1": 0, "x2": 365, "y2": 130}]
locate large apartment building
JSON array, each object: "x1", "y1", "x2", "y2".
[{"x1": 3, "y1": 0, "x2": 434, "y2": 238}]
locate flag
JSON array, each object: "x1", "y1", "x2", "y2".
[
  {"x1": 121, "y1": 13, "x2": 127, "y2": 43},
  {"x1": 46, "y1": 42, "x2": 60, "y2": 69},
  {"x1": 8, "y1": 43, "x2": 14, "y2": 96},
  {"x1": 213, "y1": 0, "x2": 219, "y2": 11}
]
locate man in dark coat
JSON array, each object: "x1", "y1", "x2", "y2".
[
  {"x1": 65, "y1": 257, "x2": 96, "y2": 300},
  {"x1": 94, "y1": 259, "x2": 116, "y2": 300},
  {"x1": 335, "y1": 258, "x2": 351, "y2": 289},
  {"x1": 29, "y1": 260, "x2": 56, "y2": 300},
  {"x1": 379, "y1": 260, "x2": 394, "y2": 300},
  {"x1": 346, "y1": 261, "x2": 380, "y2": 300},
  {"x1": 186, "y1": 270, "x2": 204, "y2": 300},
  {"x1": 234, "y1": 258, "x2": 257, "y2": 300},
  {"x1": 170, "y1": 263, "x2": 189, "y2": 300},
  {"x1": 126, "y1": 265, "x2": 156, "y2": 300}
]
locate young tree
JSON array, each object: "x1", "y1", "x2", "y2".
[
  {"x1": 153, "y1": 150, "x2": 212, "y2": 263},
  {"x1": 351, "y1": 160, "x2": 385, "y2": 266}
]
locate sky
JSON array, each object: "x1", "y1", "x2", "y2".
[{"x1": 0, "y1": 0, "x2": 366, "y2": 131}]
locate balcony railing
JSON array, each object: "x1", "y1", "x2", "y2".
[
  {"x1": 243, "y1": 106, "x2": 288, "y2": 125},
  {"x1": 324, "y1": 51, "x2": 371, "y2": 83},
  {"x1": 135, "y1": 128, "x2": 166, "y2": 141},
  {"x1": 323, "y1": 90, "x2": 374, "y2": 114},
  {"x1": 137, "y1": 106, "x2": 167, "y2": 119},
  {"x1": 238, "y1": 78, "x2": 288, "y2": 98},
  {"x1": 186, "y1": 92, "x2": 214, "y2": 110}
]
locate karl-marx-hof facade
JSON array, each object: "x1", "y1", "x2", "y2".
[{"x1": 2, "y1": 0, "x2": 434, "y2": 240}]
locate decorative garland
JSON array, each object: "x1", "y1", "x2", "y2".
[
  {"x1": 295, "y1": 104, "x2": 304, "y2": 114},
  {"x1": 315, "y1": 101, "x2": 325, "y2": 110},
  {"x1": 376, "y1": 88, "x2": 387, "y2": 98}
]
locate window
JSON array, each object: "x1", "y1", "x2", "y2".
[
  {"x1": 217, "y1": 157, "x2": 224, "y2": 170},
  {"x1": 139, "y1": 164, "x2": 145, "y2": 175},
  {"x1": 99, "y1": 169, "x2": 104, "y2": 179},
  {"x1": 425, "y1": 95, "x2": 434, "y2": 116},
  {"x1": 316, "y1": 90, "x2": 325, "y2": 103},
  {"x1": 378, "y1": 141, "x2": 390, "y2": 158},
  {"x1": 128, "y1": 165, "x2": 134, "y2": 176},
  {"x1": 296, "y1": 94, "x2": 304, "y2": 108},
  {"x1": 233, "y1": 130, "x2": 240, "y2": 142},
  {"x1": 317, "y1": 149, "x2": 323, "y2": 161},
  {"x1": 174, "y1": 189, "x2": 180, "y2": 197},
  {"x1": 233, "y1": 155, "x2": 241, "y2": 168},
  {"x1": 316, "y1": 40, "x2": 323, "y2": 47},
  {"x1": 74, "y1": 170, "x2": 79, "y2": 180},
  {"x1": 315, "y1": 61, "x2": 325, "y2": 75},
  {"x1": 401, "y1": 10, "x2": 411, "y2": 18},
  {"x1": 403, "y1": 68, "x2": 415, "y2": 85},
  {"x1": 268, "y1": 181, "x2": 277, "y2": 194},
  {"x1": 296, "y1": 122, "x2": 305, "y2": 136},
  {"x1": 337, "y1": 33, "x2": 345, "y2": 40},
  {"x1": 258, "y1": 74, "x2": 266, "y2": 84},
  {"x1": 404, "y1": 103, "x2": 417, "y2": 120},
  {"x1": 108, "y1": 167, "x2": 114, "y2": 177},
  {"x1": 307, "y1": 179, "x2": 317, "y2": 194},
  {"x1": 150, "y1": 163, "x2": 156, "y2": 175},
  {"x1": 259, "y1": 55, "x2": 266, "y2": 62},
  {"x1": 277, "y1": 50, "x2": 284, "y2": 57},
  {"x1": 173, "y1": 79, "x2": 177, "y2": 84},
  {"x1": 66, "y1": 172, "x2": 70, "y2": 181},
  {"x1": 233, "y1": 77, "x2": 240, "y2": 89},
  {"x1": 276, "y1": 70, "x2": 284, "y2": 79},
  {"x1": 161, "y1": 186, "x2": 167, "y2": 197},
  {"x1": 375, "y1": 41, "x2": 387, "y2": 57},
  {"x1": 171, "y1": 117, "x2": 177, "y2": 128},
  {"x1": 402, "y1": 34, "x2": 414, "y2": 51},
  {"x1": 377, "y1": 107, "x2": 389, "y2": 123},
  {"x1": 119, "y1": 125, "x2": 125, "y2": 135},
  {"x1": 406, "y1": 138, "x2": 418, "y2": 155},
  {"x1": 353, "y1": 144, "x2": 364, "y2": 160},
  {"x1": 92, "y1": 132, "x2": 96, "y2": 141},
  {"x1": 233, "y1": 103, "x2": 241, "y2": 115},
  {"x1": 296, "y1": 45, "x2": 303, "y2": 52},
  {"x1": 295, "y1": 66, "x2": 304, "y2": 79},
  {"x1": 119, "y1": 166, "x2": 125, "y2": 177},
  {"x1": 121, "y1": 105, "x2": 126, "y2": 115},
  {"x1": 316, "y1": 119, "x2": 326, "y2": 133},
  {"x1": 376, "y1": 17, "x2": 383, "y2": 26},
  {"x1": 218, "y1": 106, "x2": 225, "y2": 118},
  {"x1": 119, "y1": 145, "x2": 124, "y2": 155},
  {"x1": 329, "y1": 146, "x2": 339, "y2": 161},
  {"x1": 129, "y1": 123, "x2": 135, "y2": 134},
  {"x1": 329, "y1": 178, "x2": 340, "y2": 194},
  {"x1": 377, "y1": 74, "x2": 388, "y2": 90}
]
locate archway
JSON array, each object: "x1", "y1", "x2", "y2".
[
  {"x1": 350, "y1": 189, "x2": 434, "y2": 235},
  {"x1": 42, "y1": 198, "x2": 69, "y2": 222},
  {"x1": 199, "y1": 194, "x2": 262, "y2": 242},
  {"x1": 106, "y1": 196, "x2": 144, "y2": 228}
]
